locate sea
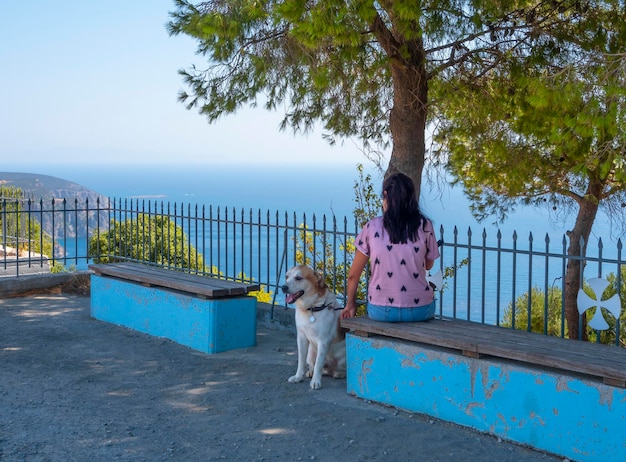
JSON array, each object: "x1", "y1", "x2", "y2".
[{"x1": 15, "y1": 161, "x2": 622, "y2": 248}]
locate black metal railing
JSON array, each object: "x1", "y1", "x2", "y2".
[{"x1": 1, "y1": 197, "x2": 623, "y2": 345}]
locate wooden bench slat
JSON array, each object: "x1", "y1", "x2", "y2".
[
  {"x1": 416, "y1": 319, "x2": 625, "y2": 377},
  {"x1": 89, "y1": 263, "x2": 260, "y2": 298},
  {"x1": 341, "y1": 316, "x2": 626, "y2": 385},
  {"x1": 415, "y1": 319, "x2": 626, "y2": 372},
  {"x1": 106, "y1": 263, "x2": 250, "y2": 296},
  {"x1": 97, "y1": 264, "x2": 231, "y2": 297}
]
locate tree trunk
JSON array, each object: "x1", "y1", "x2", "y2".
[
  {"x1": 385, "y1": 47, "x2": 428, "y2": 202},
  {"x1": 564, "y1": 186, "x2": 601, "y2": 340}
]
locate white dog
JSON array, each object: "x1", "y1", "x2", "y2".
[{"x1": 281, "y1": 265, "x2": 346, "y2": 389}]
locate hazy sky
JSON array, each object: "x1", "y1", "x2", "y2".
[{"x1": 0, "y1": 1, "x2": 369, "y2": 167}]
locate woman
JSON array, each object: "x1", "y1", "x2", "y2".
[{"x1": 341, "y1": 173, "x2": 440, "y2": 322}]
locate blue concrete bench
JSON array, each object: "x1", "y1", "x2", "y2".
[
  {"x1": 340, "y1": 316, "x2": 626, "y2": 462},
  {"x1": 89, "y1": 262, "x2": 259, "y2": 354}
]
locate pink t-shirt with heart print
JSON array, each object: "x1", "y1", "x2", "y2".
[{"x1": 355, "y1": 216, "x2": 440, "y2": 308}]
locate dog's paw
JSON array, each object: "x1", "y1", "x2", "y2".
[
  {"x1": 288, "y1": 374, "x2": 304, "y2": 383},
  {"x1": 332, "y1": 370, "x2": 346, "y2": 379},
  {"x1": 305, "y1": 369, "x2": 314, "y2": 378},
  {"x1": 309, "y1": 379, "x2": 322, "y2": 390}
]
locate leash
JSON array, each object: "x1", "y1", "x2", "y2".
[
  {"x1": 307, "y1": 301, "x2": 343, "y2": 323},
  {"x1": 307, "y1": 303, "x2": 343, "y2": 312}
]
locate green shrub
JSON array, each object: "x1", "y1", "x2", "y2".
[
  {"x1": 502, "y1": 273, "x2": 626, "y2": 346},
  {"x1": 501, "y1": 286, "x2": 565, "y2": 337}
]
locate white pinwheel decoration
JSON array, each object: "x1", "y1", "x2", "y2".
[{"x1": 577, "y1": 277, "x2": 622, "y2": 330}]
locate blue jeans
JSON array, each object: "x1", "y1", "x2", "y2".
[{"x1": 367, "y1": 300, "x2": 436, "y2": 322}]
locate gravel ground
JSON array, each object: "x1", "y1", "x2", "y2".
[{"x1": 0, "y1": 295, "x2": 565, "y2": 462}]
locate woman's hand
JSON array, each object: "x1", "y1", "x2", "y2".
[{"x1": 341, "y1": 305, "x2": 356, "y2": 319}]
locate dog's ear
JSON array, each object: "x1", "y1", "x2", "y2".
[{"x1": 315, "y1": 271, "x2": 327, "y2": 290}]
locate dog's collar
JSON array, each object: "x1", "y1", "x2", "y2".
[{"x1": 307, "y1": 303, "x2": 334, "y2": 312}]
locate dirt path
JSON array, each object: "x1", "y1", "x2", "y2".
[{"x1": 0, "y1": 295, "x2": 564, "y2": 461}]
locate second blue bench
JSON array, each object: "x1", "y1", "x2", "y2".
[{"x1": 89, "y1": 262, "x2": 259, "y2": 354}]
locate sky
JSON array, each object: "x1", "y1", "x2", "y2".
[{"x1": 0, "y1": 1, "x2": 369, "y2": 167}]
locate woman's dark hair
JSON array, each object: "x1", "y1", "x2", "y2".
[{"x1": 382, "y1": 173, "x2": 427, "y2": 244}]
